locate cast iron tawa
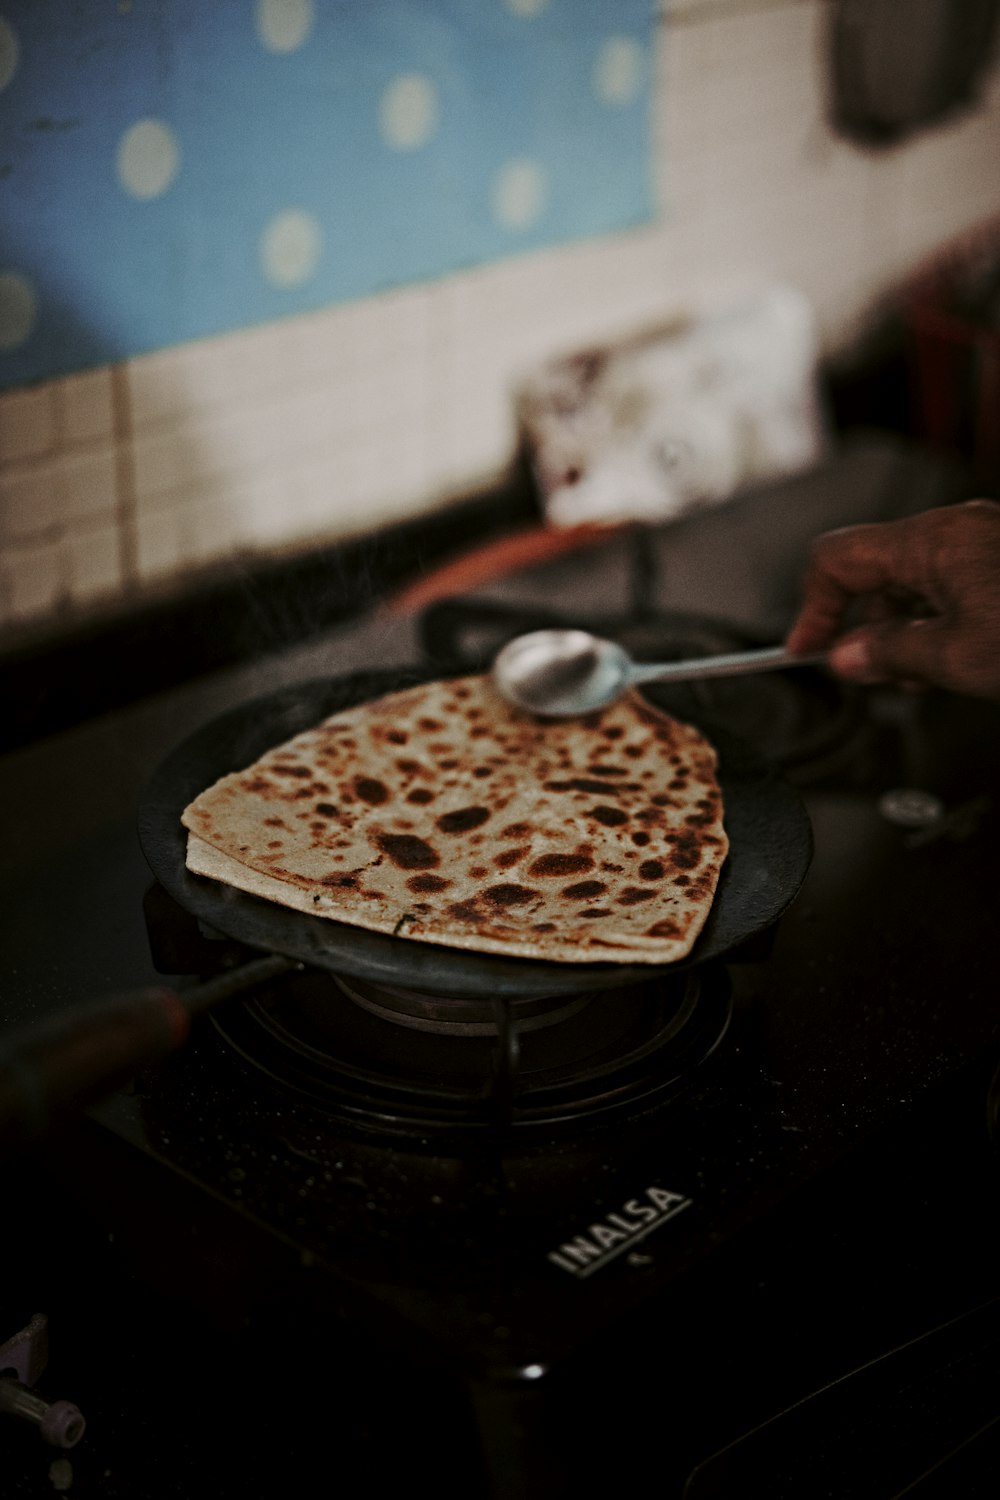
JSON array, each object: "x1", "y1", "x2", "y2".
[{"x1": 138, "y1": 669, "x2": 813, "y2": 999}]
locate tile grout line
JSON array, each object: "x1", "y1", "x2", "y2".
[{"x1": 110, "y1": 363, "x2": 139, "y2": 591}]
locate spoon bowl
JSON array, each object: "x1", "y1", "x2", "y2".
[{"x1": 492, "y1": 628, "x2": 824, "y2": 717}]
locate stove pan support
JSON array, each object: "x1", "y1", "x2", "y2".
[
  {"x1": 486, "y1": 997, "x2": 520, "y2": 1127},
  {"x1": 468, "y1": 1370, "x2": 567, "y2": 1500}
]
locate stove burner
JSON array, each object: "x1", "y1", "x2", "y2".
[
  {"x1": 333, "y1": 974, "x2": 591, "y2": 1036},
  {"x1": 208, "y1": 962, "x2": 733, "y2": 1134}
]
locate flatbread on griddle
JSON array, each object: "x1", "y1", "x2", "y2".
[{"x1": 181, "y1": 675, "x2": 728, "y2": 965}]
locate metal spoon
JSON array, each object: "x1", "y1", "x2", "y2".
[{"x1": 492, "y1": 628, "x2": 826, "y2": 718}]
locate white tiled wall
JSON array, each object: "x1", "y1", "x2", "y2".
[{"x1": 2, "y1": 0, "x2": 1000, "y2": 635}]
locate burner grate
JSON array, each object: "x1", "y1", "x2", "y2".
[{"x1": 207, "y1": 962, "x2": 734, "y2": 1135}]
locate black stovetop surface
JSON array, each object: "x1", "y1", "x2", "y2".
[
  {"x1": 5, "y1": 446, "x2": 1000, "y2": 1497},
  {"x1": 5, "y1": 665, "x2": 1000, "y2": 1497},
  {"x1": 53, "y1": 710, "x2": 1000, "y2": 1377}
]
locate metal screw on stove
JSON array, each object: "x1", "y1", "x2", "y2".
[
  {"x1": 878, "y1": 788, "x2": 992, "y2": 848},
  {"x1": 0, "y1": 1376, "x2": 85, "y2": 1448},
  {"x1": 878, "y1": 788, "x2": 945, "y2": 830}
]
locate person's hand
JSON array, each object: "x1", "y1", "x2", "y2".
[{"x1": 785, "y1": 499, "x2": 1000, "y2": 701}]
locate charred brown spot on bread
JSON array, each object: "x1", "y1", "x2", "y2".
[
  {"x1": 533, "y1": 922, "x2": 557, "y2": 933},
  {"x1": 321, "y1": 871, "x2": 358, "y2": 887},
  {"x1": 264, "y1": 816, "x2": 289, "y2": 828},
  {"x1": 639, "y1": 859, "x2": 665, "y2": 880},
  {"x1": 448, "y1": 898, "x2": 482, "y2": 922},
  {"x1": 418, "y1": 717, "x2": 443, "y2": 732},
  {"x1": 493, "y1": 845, "x2": 528, "y2": 871},
  {"x1": 353, "y1": 780, "x2": 389, "y2": 804},
  {"x1": 372, "y1": 832, "x2": 440, "y2": 870},
  {"x1": 667, "y1": 833, "x2": 701, "y2": 870},
  {"x1": 386, "y1": 729, "x2": 408, "y2": 745},
  {"x1": 314, "y1": 802, "x2": 339, "y2": 817},
  {"x1": 646, "y1": 917, "x2": 682, "y2": 939},
  {"x1": 271, "y1": 765, "x2": 312, "y2": 778},
  {"x1": 483, "y1": 883, "x2": 537, "y2": 907},
  {"x1": 631, "y1": 831, "x2": 650, "y2": 846},
  {"x1": 436, "y1": 805, "x2": 490, "y2": 834},
  {"x1": 407, "y1": 873, "x2": 451, "y2": 893},
  {"x1": 406, "y1": 788, "x2": 435, "y2": 805},
  {"x1": 561, "y1": 880, "x2": 607, "y2": 900},
  {"x1": 502, "y1": 821, "x2": 531, "y2": 838},
  {"x1": 544, "y1": 777, "x2": 639, "y2": 796},
  {"x1": 589, "y1": 805, "x2": 628, "y2": 827},
  {"x1": 528, "y1": 852, "x2": 594, "y2": 878},
  {"x1": 577, "y1": 908, "x2": 612, "y2": 918},
  {"x1": 617, "y1": 887, "x2": 655, "y2": 905},
  {"x1": 602, "y1": 726, "x2": 624, "y2": 740},
  {"x1": 472, "y1": 766, "x2": 493, "y2": 778},
  {"x1": 586, "y1": 764, "x2": 627, "y2": 777},
  {"x1": 470, "y1": 865, "x2": 488, "y2": 878},
  {"x1": 685, "y1": 810, "x2": 717, "y2": 828},
  {"x1": 242, "y1": 777, "x2": 274, "y2": 794}
]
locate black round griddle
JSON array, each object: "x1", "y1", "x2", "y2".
[{"x1": 139, "y1": 669, "x2": 813, "y2": 1000}]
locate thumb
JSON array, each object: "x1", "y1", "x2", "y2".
[{"x1": 828, "y1": 618, "x2": 947, "y2": 687}]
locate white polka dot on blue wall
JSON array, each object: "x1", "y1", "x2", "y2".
[
  {"x1": 117, "y1": 119, "x2": 181, "y2": 200},
  {"x1": 379, "y1": 74, "x2": 440, "y2": 152},
  {"x1": 492, "y1": 159, "x2": 547, "y2": 232},
  {"x1": 260, "y1": 211, "x2": 323, "y2": 288},
  {"x1": 594, "y1": 37, "x2": 646, "y2": 108},
  {"x1": 256, "y1": 0, "x2": 314, "y2": 55},
  {"x1": 0, "y1": 0, "x2": 653, "y2": 390}
]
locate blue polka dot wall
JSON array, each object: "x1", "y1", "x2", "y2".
[{"x1": 0, "y1": 0, "x2": 654, "y2": 391}]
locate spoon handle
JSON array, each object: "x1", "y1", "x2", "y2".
[{"x1": 629, "y1": 645, "x2": 826, "y2": 686}]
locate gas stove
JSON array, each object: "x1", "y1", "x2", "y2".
[{"x1": 5, "y1": 446, "x2": 1000, "y2": 1498}]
